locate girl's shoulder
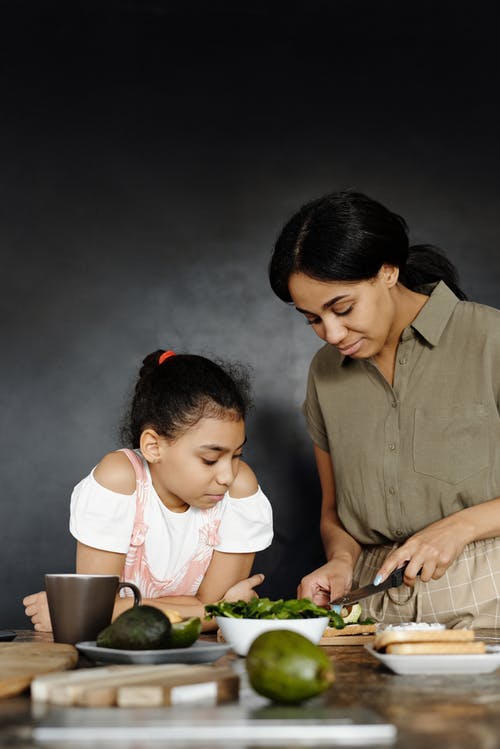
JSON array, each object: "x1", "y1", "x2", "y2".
[
  {"x1": 228, "y1": 460, "x2": 259, "y2": 499},
  {"x1": 92, "y1": 450, "x2": 137, "y2": 496}
]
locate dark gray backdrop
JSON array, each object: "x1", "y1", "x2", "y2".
[{"x1": 2, "y1": 1, "x2": 499, "y2": 627}]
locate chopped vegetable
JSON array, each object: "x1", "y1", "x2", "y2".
[
  {"x1": 205, "y1": 598, "x2": 374, "y2": 630},
  {"x1": 205, "y1": 598, "x2": 330, "y2": 621},
  {"x1": 328, "y1": 610, "x2": 346, "y2": 629}
]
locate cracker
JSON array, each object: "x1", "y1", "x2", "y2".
[
  {"x1": 386, "y1": 641, "x2": 486, "y2": 655},
  {"x1": 374, "y1": 628, "x2": 474, "y2": 651}
]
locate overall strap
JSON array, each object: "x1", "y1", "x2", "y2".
[
  {"x1": 120, "y1": 448, "x2": 150, "y2": 552},
  {"x1": 120, "y1": 448, "x2": 148, "y2": 486}
]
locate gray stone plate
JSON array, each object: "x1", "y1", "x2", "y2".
[{"x1": 76, "y1": 640, "x2": 232, "y2": 664}]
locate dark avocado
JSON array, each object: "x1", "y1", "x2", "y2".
[{"x1": 96, "y1": 605, "x2": 172, "y2": 650}]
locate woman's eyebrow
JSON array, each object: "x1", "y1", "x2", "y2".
[{"x1": 295, "y1": 295, "x2": 350, "y2": 315}]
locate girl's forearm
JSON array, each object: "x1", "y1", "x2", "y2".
[{"x1": 112, "y1": 595, "x2": 217, "y2": 631}]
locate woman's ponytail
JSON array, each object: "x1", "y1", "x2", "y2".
[{"x1": 400, "y1": 244, "x2": 467, "y2": 300}]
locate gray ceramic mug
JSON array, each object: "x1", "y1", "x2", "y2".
[{"x1": 45, "y1": 574, "x2": 142, "y2": 645}]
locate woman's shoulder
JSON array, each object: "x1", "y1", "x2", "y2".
[
  {"x1": 457, "y1": 297, "x2": 500, "y2": 319},
  {"x1": 92, "y1": 450, "x2": 137, "y2": 496},
  {"x1": 228, "y1": 460, "x2": 259, "y2": 499},
  {"x1": 453, "y1": 299, "x2": 500, "y2": 343}
]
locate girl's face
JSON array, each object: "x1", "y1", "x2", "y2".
[
  {"x1": 288, "y1": 266, "x2": 399, "y2": 359},
  {"x1": 143, "y1": 415, "x2": 246, "y2": 512}
]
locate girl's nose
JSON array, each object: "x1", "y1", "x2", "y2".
[{"x1": 216, "y1": 460, "x2": 235, "y2": 487}]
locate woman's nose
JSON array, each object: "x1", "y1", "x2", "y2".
[{"x1": 323, "y1": 317, "x2": 348, "y2": 345}]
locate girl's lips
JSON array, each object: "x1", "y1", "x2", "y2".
[
  {"x1": 206, "y1": 493, "x2": 225, "y2": 502},
  {"x1": 338, "y1": 339, "x2": 363, "y2": 356}
]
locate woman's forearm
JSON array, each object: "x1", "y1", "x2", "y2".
[
  {"x1": 374, "y1": 495, "x2": 500, "y2": 585},
  {"x1": 320, "y1": 515, "x2": 362, "y2": 568},
  {"x1": 452, "y1": 495, "x2": 500, "y2": 544},
  {"x1": 314, "y1": 443, "x2": 362, "y2": 571}
]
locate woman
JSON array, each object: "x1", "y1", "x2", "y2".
[{"x1": 269, "y1": 190, "x2": 499, "y2": 627}]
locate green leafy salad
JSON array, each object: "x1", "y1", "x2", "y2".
[{"x1": 205, "y1": 597, "x2": 374, "y2": 629}]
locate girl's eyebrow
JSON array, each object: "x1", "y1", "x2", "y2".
[
  {"x1": 200, "y1": 437, "x2": 247, "y2": 452},
  {"x1": 295, "y1": 294, "x2": 350, "y2": 315}
]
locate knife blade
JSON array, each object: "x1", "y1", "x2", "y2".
[{"x1": 330, "y1": 563, "x2": 408, "y2": 607}]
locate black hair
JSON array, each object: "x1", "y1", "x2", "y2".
[
  {"x1": 121, "y1": 351, "x2": 252, "y2": 448},
  {"x1": 269, "y1": 190, "x2": 467, "y2": 301}
]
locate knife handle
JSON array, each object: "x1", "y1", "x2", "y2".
[{"x1": 388, "y1": 563, "x2": 409, "y2": 588}]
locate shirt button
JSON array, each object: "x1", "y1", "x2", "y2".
[
  {"x1": 389, "y1": 443, "x2": 396, "y2": 451},
  {"x1": 388, "y1": 487, "x2": 396, "y2": 495},
  {"x1": 399, "y1": 357, "x2": 407, "y2": 365},
  {"x1": 395, "y1": 529, "x2": 404, "y2": 537},
  {"x1": 391, "y1": 400, "x2": 397, "y2": 408}
]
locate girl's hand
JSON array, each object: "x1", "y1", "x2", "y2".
[
  {"x1": 23, "y1": 591, "x2": 52, "y2": 632},
  {"x1": 374, "y1": 514, "x2": 472, "y2": 587},
  {"x1": 297, "y1": 558, "x2": 354, "y2": 607},
  {"x1": 223, "y1": 573, "x2": 265, "y2": 602}
]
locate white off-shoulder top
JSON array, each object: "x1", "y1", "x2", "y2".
[{"x1": 69, "y1": 451, "x2": 273, "y2": 594}]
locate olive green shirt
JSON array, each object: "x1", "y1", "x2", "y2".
[{"x1": 303, "y1": 282, "x2": 500, "y2": 545}]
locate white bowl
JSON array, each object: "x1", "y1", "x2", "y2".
[{"x1": 216, "y1": 616, "x2": 329, "y2": 656}]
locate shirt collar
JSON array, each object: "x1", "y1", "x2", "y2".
[
  {"x1": 339, "y1": 280, "x2": 460, "y2": 365},
  {"x1": 405, "y1": 281, "x2": 460, "y2": 346}
]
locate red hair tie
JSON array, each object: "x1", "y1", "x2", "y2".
[{"x1": 158, "y1": 350, "x2": 176, "y2": 365}]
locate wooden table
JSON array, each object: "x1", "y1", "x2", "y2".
[
  {"x1": 321, "y1": 630, "x2": 500, "y2": 749},
  {"x1": 2, "y1": 629, "x2": 500, "y2": 747}
]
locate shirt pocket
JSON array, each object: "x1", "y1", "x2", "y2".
[{"x1": 413, "y1": 405, "x2": 489, "y2": 484}]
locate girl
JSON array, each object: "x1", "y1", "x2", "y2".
[
  {"x1": 269, "y1": 190, "x2": 499, "y2": 627},
  {"x1": 24, "y1": 350, "x2": 273, "y2": 631}
]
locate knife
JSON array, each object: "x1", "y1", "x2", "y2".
[{"x1": 330, "y1": 563, "x2": 409, "y2": 607}]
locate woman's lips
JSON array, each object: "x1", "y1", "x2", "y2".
[{"x1": 338, "y1": 339, "x2": 363, "y2": 356}]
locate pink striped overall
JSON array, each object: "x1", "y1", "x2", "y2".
[{"x1": 119, "y1": 449, "x2": 221, "y2": 599}]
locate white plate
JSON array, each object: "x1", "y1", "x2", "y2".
[
  {"x1": 365, "y1": 644, "x2": 500, "y2": 675},
  {"x1": 76, "y1": 640, "x2": 232, "y2": 665}
]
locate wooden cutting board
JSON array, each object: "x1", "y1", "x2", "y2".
[
  {"x1": 0, "y1": 642, "x2": 78, "y2": 699},
  {"x1": 32, "y1": 663, "x2": 239, "y2": 707},
  {"x1": 320, "y1": 633, "x2": 375, "y2": 646},
  {"x1": 216, "y1": 627, "x2": 375, "y2": 648}
]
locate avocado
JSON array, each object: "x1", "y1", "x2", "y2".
[
  {"x1": 168, "y1": 617, "x2": 202, "y2": 649},
  {"x1": 97, "y1": 605, "x2": 172, "y2": 650},
  {"x1": 246, "y1": 630, "x2": 335, "y2": 704},
  {"x1": 341, "y1": 603, "x2": 362, "y2": 624}
]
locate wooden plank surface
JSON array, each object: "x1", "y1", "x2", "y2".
[
  {"x1": 0, "y1": 642, "x2": 78, "y2": 699},
  {"x1": 32, "y1": 663, "x2": 239, "y2": 707}
]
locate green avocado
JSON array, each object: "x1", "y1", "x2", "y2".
[
  {"x1": 246, "y1": 630, "x2": 335, "y2": 704},
  {"x1": 96, "y1": 605, "x2": 172, "y2": 650},
  {"x1": 168, "y1": 617, "x2": 202, "y2": 649}
]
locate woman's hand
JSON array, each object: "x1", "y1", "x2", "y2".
[
  {"x1": 297, "y1": 558, "x2": 354, "y2": 607},
  {"x1": 374, "y1": 514, "x2": 473, "y2": 586},
  {"x1": 222, "y1": 573, "x2": 265, "y2": 602},
  {"x1": 22, "y1": 591, "x2": 52, "y2": 632}
]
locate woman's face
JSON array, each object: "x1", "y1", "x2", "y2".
[
  {"x1": 145, "y1": 415, "x2": 246, "y2": 512},
  {"x1": 288, "y1": 266, "x2": 399, "y2": 359}
]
